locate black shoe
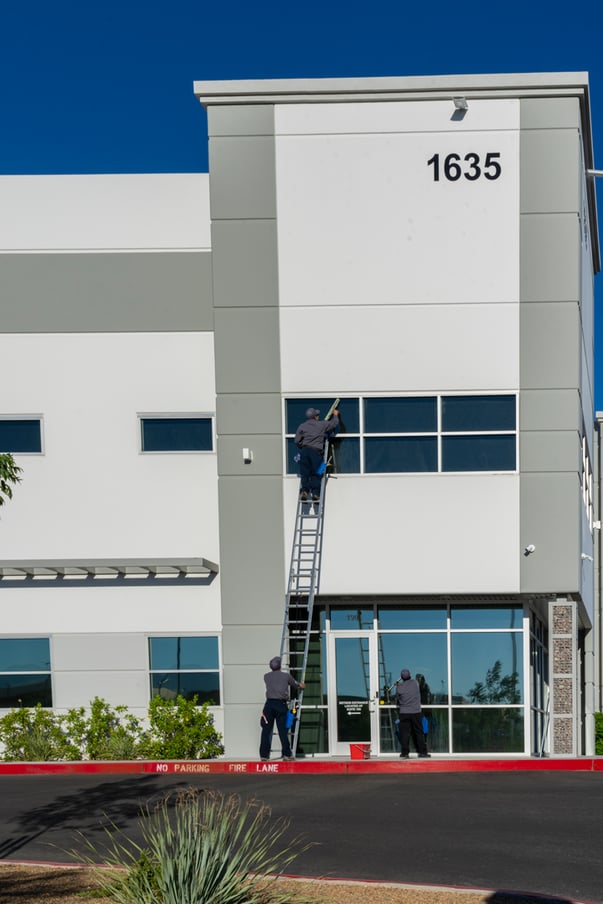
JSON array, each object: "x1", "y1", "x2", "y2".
[
  {"x1": 400, "y1": 753, "x2": 409, "y2": 758},
  {"x1": 418, "y1": 753, "x2": 431, "y2": 758},
  {"x1": 282, "y1": 756, "x2": 295, "y2": 761},
  {"x1": 312, "y1": 495, "x2": 320, "y2": 502},
  {"x1": 300, "y1": 491, "x2": 308, "y2": 501}
]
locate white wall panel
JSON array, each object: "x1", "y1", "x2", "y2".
[
  {"x1": 53, "y1": 670, "x2": 149, "y2": 709},
  {"x1": 280, "y1": 303, "x2": 519, "y2": 394},
  {"x1": 0, "y1": 332, "x2": 219, "y2": 560},
  {"x1": 275, "y1": 103, "x2": 519, "y2": 308},
  {"x1": 0, "y1": 174, "x2": 210, "y2": 251},
  {"x1": 275, "y1": 99, "x2": 520, "y2": 135},
  {"x1": 284, "y1": 475, "x2": 520, "y2": 594},
  {"x1": 0, "y1": 584, "x2": 222, "y2": 634}
]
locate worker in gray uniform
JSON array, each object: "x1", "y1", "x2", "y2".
[
  {"x1": 260, "y1": 656, "x2": 305, "y2": 761},
  {"x1": 294, "y1": 407, "x2": 340, "y2": 501},
  {"x1": 396, "y1": 668, "x2": 431, "y2": 759}
]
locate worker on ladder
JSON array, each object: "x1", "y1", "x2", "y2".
[{"x1": 294, "y1": 406, "x2": 340, "y2": 502}]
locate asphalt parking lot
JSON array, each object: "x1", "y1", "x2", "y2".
[{"x1": 0, "y1": 771, "x2": 601, "y2": 903}]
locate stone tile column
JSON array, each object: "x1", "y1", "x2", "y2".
[{"x1": 548, "y1": 598, "x2": 577, "y2": 756}]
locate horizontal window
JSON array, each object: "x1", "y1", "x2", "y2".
[
  {"x1": 0, "y1": 419, "x2": 42, "y2": 453},
  {"x1": 285, "y1": 395, "x2": 517, "y2": 475},
  {"x1": 149, "y1": 636, "x2": 220, "y2": 705},
  {"x1": 140, "y1": 417, "x2": 213, "y2": 452},
  {"x1": 0, "y1": 638, "x2": 52, "y2": 708}
]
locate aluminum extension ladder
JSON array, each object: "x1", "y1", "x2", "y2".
[{"x1": 279, "y1": 427, "x2": 335, "y2": 756}]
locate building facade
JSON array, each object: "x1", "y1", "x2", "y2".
[{"x1": 0, "y1": 73, "x2": 600, "y2": 759}]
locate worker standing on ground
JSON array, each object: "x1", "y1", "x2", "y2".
[
  {"x1": 396, "y1": 668, "x2": 431, "y2": 759},
  {"x1": 294, "y1": 406, "x2": 340, "y2": 502},
  {"x1": 260, "y1": 656, "x2": 305, "y2": 761}
]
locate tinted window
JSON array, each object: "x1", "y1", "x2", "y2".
[
  {"x1": 286, "y1": 399, "x2": 359, "y2": 433},
  {"x1": 451, "y1": 606, "x2": 522, "y2": 629},
  {"x1": 0, "y1": 638, "x2": 50, "y2": 671},
  {"x1": 364, "y1": 397, "x2": 437, "y2": 433},
  {"x1": 365, "y1": 437, "x2": 437, "y2": 472},
  {"x1": 0, "y1": 675, "x2": 52, "y2": 708},
  {"x1": 0, "y1": 420, "x2": 42, "y2": 453},
  {"x1": 330, "y1": 608, "x2": 373, "y2": 629},
  {"x1": 141, "y1": 418, "x2": 213, "y2": 452},
  {"x1": 149, "y1": 636, "x2": 219, "y2": 670},
  {"x1": 442, "y1": 435, "x2": 516, "y2": 471},
  {"x1": 442, "y1": 396, "x2": 516, "y2": 432},
  {"x1": 150, "y1": 672, "x2": 221, "y2": 705},
  {"x1": 378, "y1": 607, "x2": 447, "y2": 630}
]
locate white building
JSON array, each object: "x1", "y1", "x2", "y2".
[{"x1": 0, "y1": 72, "x2": 600, "y2": 759}]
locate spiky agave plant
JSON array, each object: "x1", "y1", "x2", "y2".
[{"x1": 77, "y1": 788, "x2": 312, "y2": 904}]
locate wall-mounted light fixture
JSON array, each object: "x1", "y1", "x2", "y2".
[
  {"x1": 453, "y1": 96, "x2": 468, "y2": 112},
  {"x1": 581, "y1": 553, "x2": 594, "y2": 562},
  {"x1": 242, "y1": 448, "x2": 253, "y2": 464}
]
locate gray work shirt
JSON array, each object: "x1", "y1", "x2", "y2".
[
  {"x1": 294, "y1": 416, "x2": 340, "y2": 453},
  {"x1": 396, "y1": 678, "x2": 422, "y2": 714},
  {"x1": 264, "y1": 669, "x2": 301, "y2": 701}
]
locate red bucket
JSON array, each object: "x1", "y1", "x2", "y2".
[{"x1": 349, "y1": 742, "x2": 371, "y2": 760}]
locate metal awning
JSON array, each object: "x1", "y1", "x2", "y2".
[{"x1": 0, "y1": 558, "x2": 219, "y2": 580}]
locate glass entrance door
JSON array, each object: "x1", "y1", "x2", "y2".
[{"x1": 328, "y1": 633, "x2": 379, "y2": 755}]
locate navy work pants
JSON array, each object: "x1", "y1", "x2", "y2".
[
  {"x1": 300, "y1": 447, "x2": 323, "y2": 497},
  {"x1": 399, "y1": 711, "x2": 428, "y2": 756},
  {"x1": 260, "y1": 699, "x2": 292, "y2": 759}
]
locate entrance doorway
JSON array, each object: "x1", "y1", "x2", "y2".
[{"x1": 328, "y1": 632, "x2": 380, "y2": 755}]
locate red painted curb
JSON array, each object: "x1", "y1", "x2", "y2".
[{"x1": 0, "y1": 757, "x2": 601, "y2": 776}]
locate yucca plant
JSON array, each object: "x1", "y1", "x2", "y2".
[{"x1": 77, "y1": 788, "x2": 311, "y2": 904}]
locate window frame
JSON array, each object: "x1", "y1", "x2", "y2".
[
  {"x1": 147, "y1": 634, "x2": 222, "y2": 707},
  {"x1": 285, "y1": 394, "x2": 518, "y2": 476},
  {"x1": 138, "y1": 413, "x2": 215, "y2": 454},
  {"x1": 0, "y1": 416, "x2": 44, "y2": 455},
  {"x1": 0, "y1": 636, "x2": 53, "y2": 708}
]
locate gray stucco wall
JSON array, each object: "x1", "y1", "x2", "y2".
[
  {"x1": 0, "y1": 252, "x2": 213, "y2": 332},
  {"x1": 208, "y1": 104, "x2": 286, "y2": 756},
  {"x1": 519, "y1": 96, "x2": 591, "y2": 605}
]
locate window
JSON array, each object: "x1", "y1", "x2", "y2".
[
  {"x1": 285, "y1": 395, "x2": 517, "y2": 474},
  {"x1": 0, "y1": 418, "x2": 42, "y2": 453},
  {"x1": 149, "y1": 636, "x2": 220, "y2": 705},
  {"x1": 140, "y1": 416, "x2": 213, "y2": 452},
  {"x1": 582, "y1": 432, "x2": 594, "y2": 532},
  {"x1": 0, "y1": 638, "x2": 52, "y2": 707}
]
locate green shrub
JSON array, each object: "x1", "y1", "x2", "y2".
[
  {"x1": 138, "y1": 694, "x2": 224, "y2": 760},
  {"x1": 79, "y1": 788, "x2": 310, "y2": 904},
  {"x1": 0, "y1": 705, "x2": 81, "y2": 761},
  {"x1": 0, "y1": 695, "x2": 223, "y2": 762},
  {"x1": 595, "y1": 712, "x2": 603, "y2": 755}
]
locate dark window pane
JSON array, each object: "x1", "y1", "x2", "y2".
[
  {"x1": 0, "y1": 638, "x2": 50, "y2": 671},
  {"x1": 330, "y1": 608, "x2": 373, "y2": 630},
  {"x1": 378, "y1": 606, "x2": 447, "y2": 630},
  {"x1": 451, "y1": 633, "x2": 523, "y2": 704},
  {"x1": 364, "y1": 397, "x2": 437, "y2": 433},
  {"x1": 330, "y1": 437, "x2": 360, "y2": 474},
  {"x1": 141, "y1": 418, "x2": 212, "y2": 452},
  {"x1": 365, "y1": 437, "x2": 437, "y2": 472},
  {"x1": 442, "y1": 395, "x2": 516, "y2": 432},
  {"x1": 296, "y1": 707, "x2": 329, "y2": 755},
  {"x1": 442, "y1": 435, "x2": 515, "y2": 471},
  {"x1": 150, "y1": 672, "x2": 220, "y2": 705},
  {"x1": 286, "y1": 398, "x2": 359, "y2": 433},
  {"x1": 452, "y1": 707, "x2": 524, "y2": 753},
  {"x1": 380, "y1": 706, "x2": 449, "y2": 753},
  {"x1": 378, "y1": 634, "x2": 449, "y2": 705},
  {"x1": 0, "y1": 675, "x2": 52, "y2": 707},
  {"x1": 149, "y1": 636, "x2": 219, "y2": 670},
  {"x1": 451, "y1": 606, "x2": 522, "y2": 629},
  {"x1": 0, "y1": 420, "x2": 41, "y2": 453}
]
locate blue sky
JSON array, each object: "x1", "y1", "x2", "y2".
[{"x1": 3, "y1": 0, "x2": 603, "y2": 402}]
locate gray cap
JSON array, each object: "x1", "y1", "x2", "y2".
[
  {"x1": 400, "y1": 669, "x2": 411, "y2": 680},
  {"x1": 305, "y1": 407, "x2": 320, "y2": 418},
  {"x1": 269, "y1": 656, "x2": 282, "y2": 671}
]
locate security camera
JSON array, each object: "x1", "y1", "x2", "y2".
[{"x1": 524, "y1": 544, "x2": 536, "y2": 557}]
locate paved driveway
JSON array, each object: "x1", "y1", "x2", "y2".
[{"x1": 0, "y1": 772, "x2": 601, "y2": 903}]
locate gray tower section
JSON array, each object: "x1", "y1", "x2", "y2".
[
  {"x1": 519, "y1": 97, "x2": 591, "y2": 607},
  {"x1": 208, "y1": 105, "x2": 286, "y2": 757}
]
